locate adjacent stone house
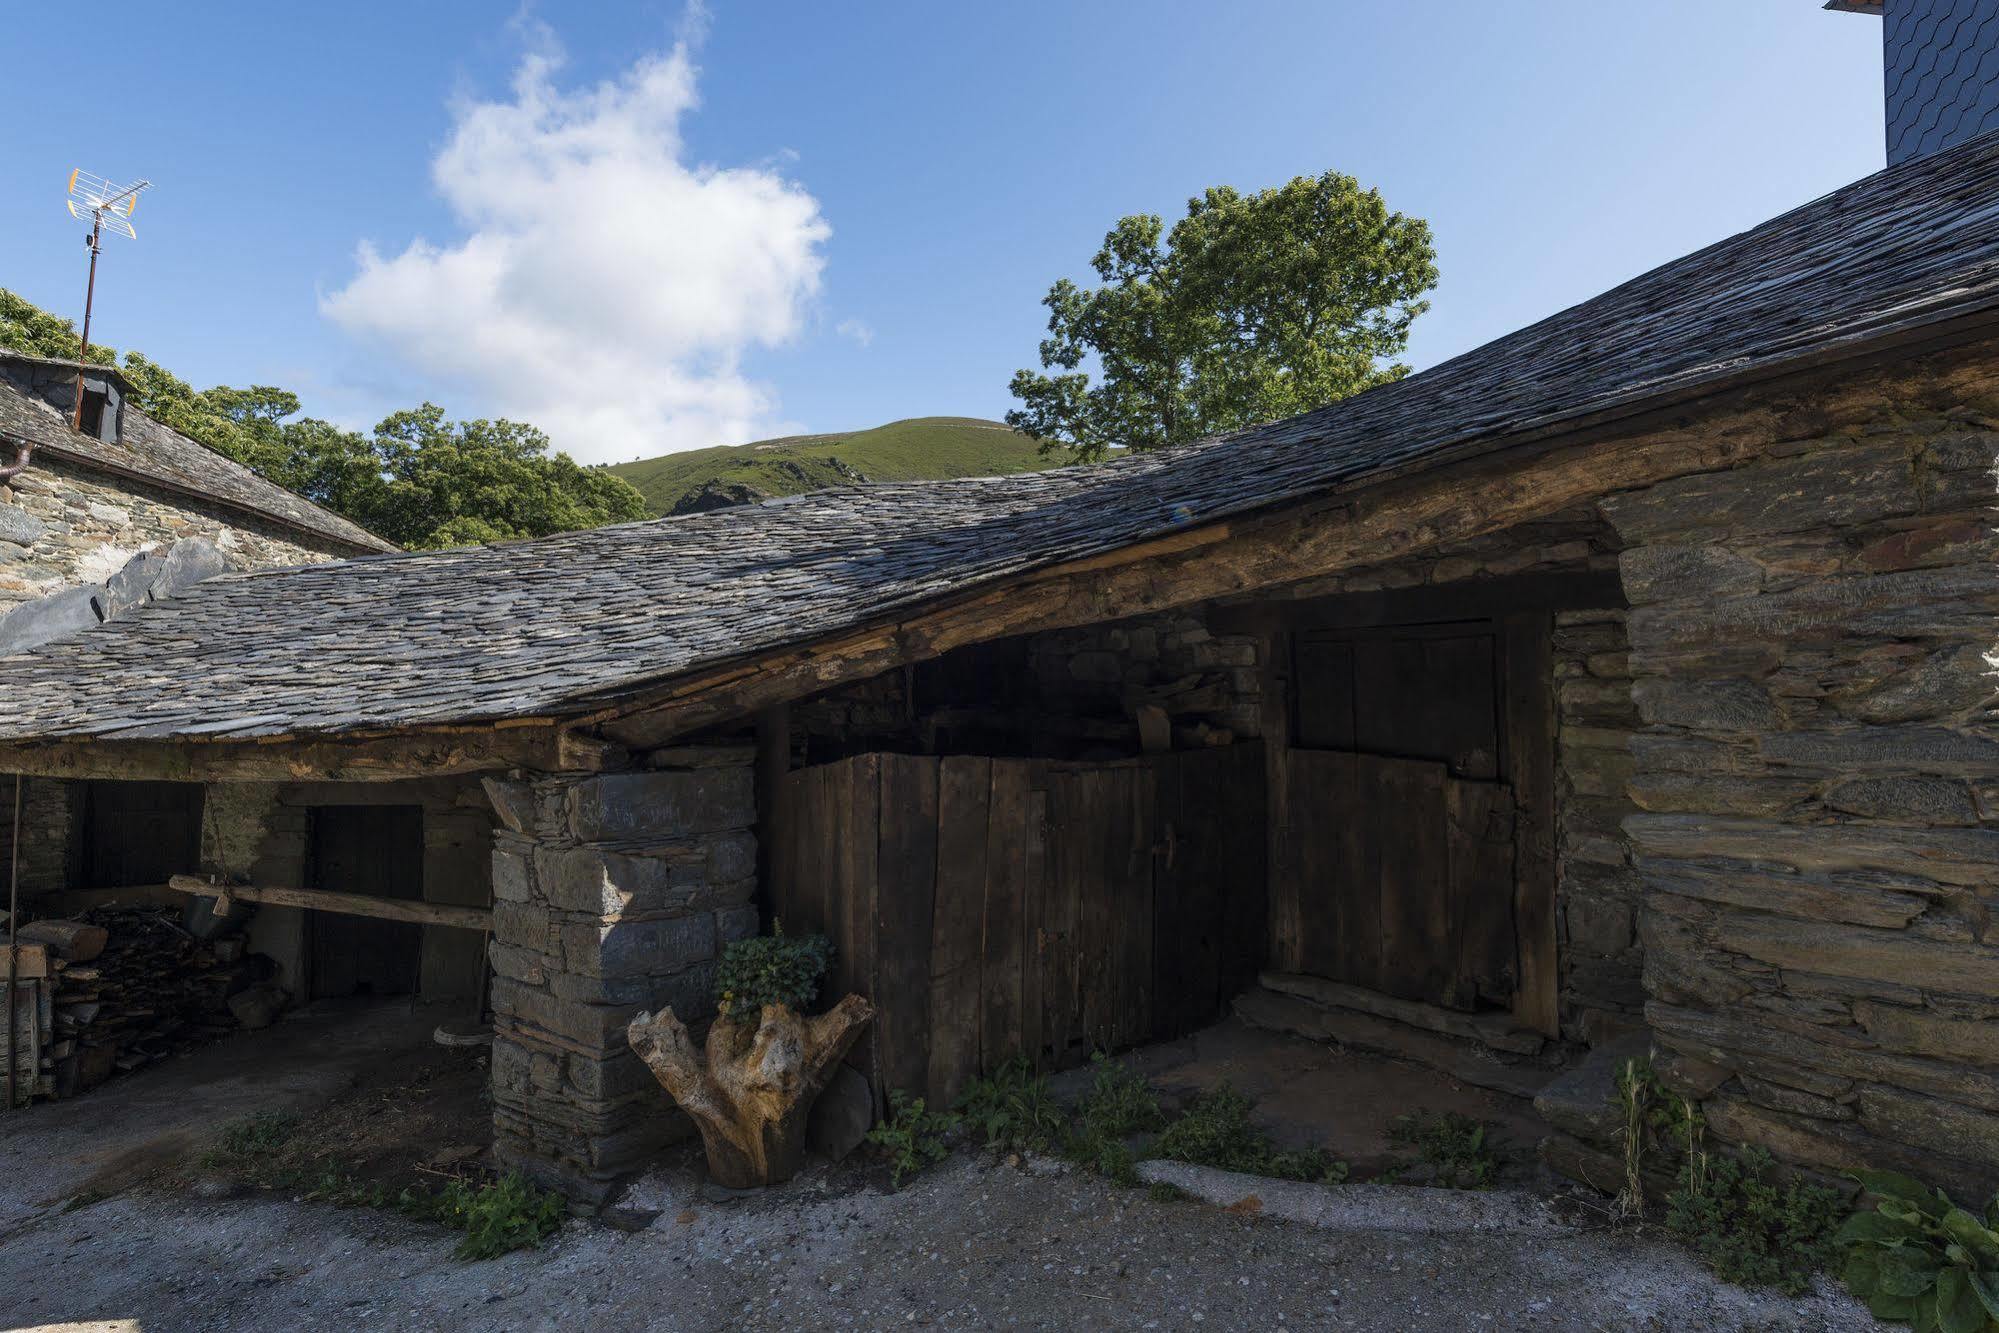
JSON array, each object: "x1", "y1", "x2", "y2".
[
  {"x1": 0, "y1": 351, "x2": 400, "y2": 970},
  {"x1": 2, "y1": 8, "x2": 1996, "y2": 1204}
]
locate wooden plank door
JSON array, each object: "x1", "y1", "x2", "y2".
[
  {"x1": 308, "y1": 805, "x2": 424, "y2": 999},
  {"x1": 1285, "y1": 619, "x2": 1530, "y2": 1015}
]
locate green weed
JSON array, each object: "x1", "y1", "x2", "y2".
[
  {"x1": 867, "y1": 1090, "x2": 960, "y2": 1187},
  {"x1": 956, "y1": 1056, "x2": 1066, "y2": 1152},
  {"x1": 1838, "y1": 1170, "x2": 1999, "y2": 1330},
  {"x1": 1150, "y1": 1084, "x2": 1347, "y2": 1184},
  {"x1": 1386, "y1": 1111, "x2": 1501, "y2": 1190},
  {"x1": 1665, "y1": 1145, "x2": 1843, "y2": 1297}
]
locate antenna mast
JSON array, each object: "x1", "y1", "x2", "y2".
[{"x1": 63, "y1": 170, "x2": 151, "y2": 431}]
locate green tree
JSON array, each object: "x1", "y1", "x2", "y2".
[
  {"x1": 1007, "y1": 172, "x2": 1438, "y2": 463},
  {"x1": 0, "y1": 288, "x2": 116, "y2": 364}
]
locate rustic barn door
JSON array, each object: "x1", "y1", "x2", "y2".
[
  {"x1": 1281, "y1": 618, "x2": 1548, "y2": 1020},
  {"x1": 768, "y1": 745, "x2": 1265, "y2": 1108}
]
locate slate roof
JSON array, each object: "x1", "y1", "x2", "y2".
[
  {"x1": 0, "y1": 360, "x2": 396, "y2": 555},
  {"x1": 7, "y1": 129, "x2": 1999, "y2": 744}
]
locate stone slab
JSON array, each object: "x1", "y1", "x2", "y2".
[{"x1": 1134, "y1": 1161, "x2": 1574, "y2": 1235}]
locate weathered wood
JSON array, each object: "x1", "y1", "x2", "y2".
[
  {"x1": 14, "y1": 919, "x2": 108, "y2": 962},
  {"x1": 873, "y1": 756, "x2": 937, "y2": 1099},
  {"x1": 1503, "y1": 613, "x2": 1560, "y2": 1037},
  {"x1": 1211, "y1": 568, "x2": 1627, "y2": 636},
  {"x1": 928, "y1": 757, "x2": 990, "y2": 1105},
  {"x1": 981, "y1": 761, "x2": 1028, "y2": 1067},
  {"x1": 1375, "y1": 756, "x2": 1452, "y2": 1004},
  {"x1": 1260, "y1": 971, "x2": 1544, "y2": 1055},
  {"x1": 1445, "y1": 779, "x2": 1518, "y2": 1008},
  {"x1": 165, "y1": 875, "x2": 492, "y2": 932},
  {"x1": 626, "y1": 995, "x2": 875, "y2": 1189},
  {"x1": 837, "y1": 755, "x2": 880, "y2": 1097},
  {"x1": 0, "y1": 723, "x2": 622, "y2": 784},
  {"x1": 1019, "y1": 788, "x2": 1049, "y2": 1069}
]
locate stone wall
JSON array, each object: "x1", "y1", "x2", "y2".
[
  {"x1": 0, "y1": 457, "x2": 349, "y2": 615},
  {"x1": 0, "y1": 777, "x2": 82, "y2": 898},
  {"x1": 484, "y1": 747, "x2": 760, "y2": 1200},
  {"x1": 1552, "y1": 608, "x2": 1645, "y2": 1046},
  {"x1": 1602, "y1": 406, "x2": 1999, "y2": 1190}
]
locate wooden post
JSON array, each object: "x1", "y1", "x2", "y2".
[{"x1": 1502, "y1": 614, "x2": 1560, "y2": 1038}]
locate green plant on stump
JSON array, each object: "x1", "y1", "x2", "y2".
[
  {"x1": 956, "y1": 1056, "x2": 1066, "y2": 1152},
  {"x1": 867, "y1": 1091, "x2": 959, "y2": 1187},
  {"x1": 1664, "y1": 1144, "x2": 1843, "y2": 1296},
  {"x1": 713, "y1": 923, "x2": 833, "y2": 1017},
  {"x1": 1386, "y1": 1111, "x2": 1501, "y2": 1190},
  {"x1": 1151, "y1": 1084, "x2": 1348, "y2": 1184},
  {"x1": 1838, "y1": 1170, "x2": 1999, "y2": 1331}
]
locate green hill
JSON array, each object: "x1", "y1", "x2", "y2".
[{"x1": 606, "y1": 416, "x2": 1053, "y2": 516}]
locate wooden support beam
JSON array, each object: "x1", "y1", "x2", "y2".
[
  {"x1": 0, "y1": 723, "x2": 625, "y2": 785},
  {"x1": 1208, "y1": 568, "x2": 1627, "y2": 636},
  {"x1": 166, "y1": 874, "x2": 492, "y2": 932}
]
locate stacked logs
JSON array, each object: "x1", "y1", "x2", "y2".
[{"x1": 8, "y1": 909, "x2": 245, "y2": 1101}]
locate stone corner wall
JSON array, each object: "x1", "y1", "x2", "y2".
[
  {"x1": 1603, "y1": 409, "x2": 1999, "y2": 1193},
  {"x1": 484, "y1": 746, "x2": 759, "y2": 1200}
]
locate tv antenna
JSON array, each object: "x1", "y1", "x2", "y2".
[{"x1": 63, "y1": 170, "x2": 151, "y2": 430}]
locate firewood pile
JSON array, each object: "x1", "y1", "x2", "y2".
[{"x1": 3, "y1": 907, "x2": 251, "y2": 1104}]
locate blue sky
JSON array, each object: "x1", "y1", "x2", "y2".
[{"x1": 0, "y1": 2, "x2": 1884, "y2": 465}]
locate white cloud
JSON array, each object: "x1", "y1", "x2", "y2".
[
  {"x1": 835, "y1": 317, "x2": 874, "y2": 348},
  {"x1": 321, "y1": 22, "x2": 829, "y2": 464}
]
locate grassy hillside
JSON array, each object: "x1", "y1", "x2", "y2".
[{"x1": 606, "y1": 416, "x2": 1052, "y2": 515}]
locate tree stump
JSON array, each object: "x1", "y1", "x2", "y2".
[{"x1": 626, "y1": 994, "x2": 875, "y2": 1189}]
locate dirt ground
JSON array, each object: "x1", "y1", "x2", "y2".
[{"x1": 0, "y1": 1004, "x2": 1885, "y2": 1332}]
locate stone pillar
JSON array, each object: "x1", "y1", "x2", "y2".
[
  {"x1": 483, "y1": 746, "x2": 760, "y2": 1200},
  {"x1": 1603, "y1": 415, "x2": 1999, "y2": 1191}
]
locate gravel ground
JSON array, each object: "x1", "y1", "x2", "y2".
[{"x1": 0, "y1": 1151, "x2": 1881, "y2": 1332}]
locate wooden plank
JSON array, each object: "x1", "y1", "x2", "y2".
[
  {"x1": 1020, "y1": 786, "x2": 1049, "y2": 1070},
  {"x1": 1219, "y1": 741, "x2": 1270, "y2": 1006},
  {"x1": 1367, "y1": 756, "x2": 1452, "y2": 1005},
  {"x1": 1261, "y1": 634, "x2": 1300, "y2": 975},
  {"x1": 980, "y1": 760, "x2": 1029, "y2": 1068},
  {"x1": 1503, "y1": 612, "x2": 1561, "y2": 1037},
  {"x1": 838, "y1": 755, "x2": 881, "y2": 1097},
  {"x1": 1038, "y1": 771, "x2": 1084, "y2": 1069},
  {"x1": 1115, "y1": 764, "x2": 1155, "y2": 1050},
  {"x1": 165, "y1": 875, "x2": 491, "y2": 932},
  {"x1": 872, "y1": 755, "x2": 938, "y2": 1101},
  {"x1": 766, "y1": 769, "x2": 803, "y2": 929},
  {"x1": 1149, "y1": 752, "x2": 1190, "y2": 1041},
  {"x1": 1076, "y1": 770, "x2": 1119, "y2": 1059},
  {"x1": 927, "y1": 757, "x2": 990, "y2": 1106},
  {"x1": 1445, "y1": 777, "x2": 1518, "y2": 1009},
  {"x1": 1210, "y1": 568, "x2": 1627, "y2": 635}
]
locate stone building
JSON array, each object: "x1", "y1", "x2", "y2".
[
  {"x1": 0, "y1": 350, "x2": 401, "y2": 986},
  {"x1": 2, "y1": 24, "x2": 1997, "y2": 1203}
]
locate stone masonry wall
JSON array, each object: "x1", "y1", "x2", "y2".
[
  {"x1": 1552, "y1": 608, "x2": 1645, "y2": 1046},
  {"x1": 0, "y1": 457, "x2": 349, "y2": 614},
  {"x1": 483, "y1": 747, "x2": 760, "y2": 1199},
  {"x1": 1025, "y1": 610, "x2": 1263, "y2": 748},
  {"x1": 1601, "y1": 399, "x2": 1999, "y2": 1191}
]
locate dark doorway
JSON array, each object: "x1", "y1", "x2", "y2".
[
  {"x1": 1279, "y1": 614, "x2": 1555, "y2": 1027},
  {"x1": 308, "y1": 805, "x2": 423, "y2": 1000},
  {"x1": 83, "y1": 780, "x2": 205, "y2": 887}
]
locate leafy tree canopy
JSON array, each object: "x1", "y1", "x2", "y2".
[
  {"x1": 0, "y1": 288, "x2": 647, "y2": 549},
  {"x1": 1007, "y1": 171, "x2": 1439, "y2": 463}
]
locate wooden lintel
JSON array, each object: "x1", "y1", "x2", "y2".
[
  {"x1": 1208, "y1": 568, "x2": 1628, "y2": 636},
  {"x1": 166, "y1": 875, "x2": 492, "y2": 932},
  {"x1": 0, "y1": 722, "x2": 623, "y2": 784}
]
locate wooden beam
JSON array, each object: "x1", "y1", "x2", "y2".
[
  {"x1": 0, "y1": 722, "x2": 624, "y2": 784},
  {"x1": 1208, "y1": 568, "x2": 1627, "y2": 636},
  {"x1": 166, "y1": 875, "x2": 492, "y2": 932}
]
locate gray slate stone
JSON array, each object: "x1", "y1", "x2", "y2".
[
  {"x1": 102, "y1": 549, "x2": 168, "y2": 619},
  {"x1": 0, "y1": 585, "x2": 103, "y2": 655},
  {"x1": 0, "y1": 503, "x2": 43, "y2": 549},
  {"x1": 151, "y1": 536, "x2": 231, "y2": 599}
]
